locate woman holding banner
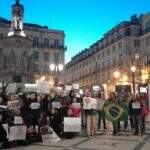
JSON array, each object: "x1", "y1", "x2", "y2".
[{"x1": 83, "y1": 91, "x2": 97, "y2": 136}]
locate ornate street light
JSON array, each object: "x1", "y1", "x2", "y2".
[{"x1": 49, "y1": 63, "x2": 64, "y2": 86}]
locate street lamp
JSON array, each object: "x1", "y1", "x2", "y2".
[
  {"x1": 114, "y1": 71, "x2": 121, "y2": 79},
  {"x1": 50, "y1": 63, "x2": 64, "y2": 87},
  {"x1": 130, "y1": 65, "x2": 136, "y2": 93}
]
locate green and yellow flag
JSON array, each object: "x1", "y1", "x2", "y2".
[{"x1": 103, "y1": 101, "x2": 128, "y2": 123}]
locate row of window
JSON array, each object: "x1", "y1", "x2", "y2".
[
  {"x1": 33, "y1": 51, "x2": 60, "y2": 61},
  {"x1": 33, "y1": 37, "x2": 60, "y2": 48},
  {"x1": 67, "y1": 57, "x2": 117, "y2": 78}
]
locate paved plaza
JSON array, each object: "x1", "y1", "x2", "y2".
[{"x1": 10, "y1": 124, "x2": 150, "y2": 150}]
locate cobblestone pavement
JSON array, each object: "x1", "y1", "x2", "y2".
[{"x1": 10, "y1": 127, "x2": 150, "y2": 150}]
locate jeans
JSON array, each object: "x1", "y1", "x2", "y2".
[
  {"x1": 133, "y1": 114, "x2": 144, "y2": 134},
  {"x1": 112, "y1": 122, "x2": 119, "y2": 134},
  {"x1": 98, "y1": 110, "x2": 106, "y2": 129}
]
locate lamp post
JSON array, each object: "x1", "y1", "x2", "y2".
[
  {"x1": 130, "y1": 66, "x2": 136, "y2": 93},
  {"x1": 50, "y1": 63, "x2": 64, "y2": 87}
]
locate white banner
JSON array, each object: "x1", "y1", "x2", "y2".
[
  {"x1": 37, "y1": 81, "x2": 49, "y2": 94},
  {"x1": 64, "y1": 117, "x2": 81, "y2": 132},
  {"x1": 25, "y1": 84, "x2": 37, "y2": 92},
  {"x1": 14, "y1": 117, "x2": 23, "y2": 125},
  {"x1": 52, "y1": 102, "x2": 61, "y2": 109},
  {"x1": 83, "y1": 97, "x2": 92, "y2": 110},
  {"x1": 9, "y1": 126, "x2": 27, "y2": 141},
  {"x1": 30, "y1": 102, "x2": 40, "y2": 110},
  {"x1": 72, "y1": 83, "x2": 79, "y2": 90},
  {"x1": 2, "y1": 124, "x2": 9, "y2": 138},
  {"x1": 132, "y1": 102, "x2": 141, "y2": 109}
]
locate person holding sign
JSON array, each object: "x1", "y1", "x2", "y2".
[
  {"x1": 129, "y1": 94, "x2": 144, "y2": 135},
  {"x1": 97, "y1": 92, "x2": 107, "y2": 130},
  {"x1": 83, "y1": 91, "x2": 96, "y2": 136}
]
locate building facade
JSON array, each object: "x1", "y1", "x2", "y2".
[
  {"x1": 0, "y1": 0, "x2": 65, "y2": 85},
  {"x1": 64, "y1": 14, "x2": 150, "y2": 92}
]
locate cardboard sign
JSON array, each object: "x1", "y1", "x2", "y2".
[
  {"x1": 83, "y1": 97, "x2": 92, "y2": 110},
  {"x1": 93, "y1": 86, "x2": 100, "y2": 91},
  {"x1": 6, "y1": 83, "x2": 25, "y2": 93},
  {"x1": 0, "y1": 105, "x2": 8, "y2": 109},
  {"x1": 25, "y1": 84, "x2": 37, "y2": 92},
  {"x1": 64, "y1": 117, "x2": 81, "y2": 132},
  {"x1": 72, "y1": 84, "x2": 79, "y2": 90},
  {"x1": 2, "y1": 124, "x2": 9, "y2": 138},
  {"x1": 14, "y1": 117, "x2": 23, "y2": 125},
  {"x1": 37, "y1": 81, "x2": 49, "y2": 94},
  {"x1": 9, "y1": 126, "x2": 27, "y2": 141},
  {"x1": 52, "y1": 102, "x2": 61, "y2": 109},
  {"x1": 65, "y1": 85, "x2": 72, "y2": 91},
  {"x1": 91, "y1": 98, "x2": 98, "y2": 109},
  {"x1": 30, "y1": 102, "x2": 40, "y2": 110},
  {"x1": 132, "y1": 102, "x2": 141, "y2": 109}
]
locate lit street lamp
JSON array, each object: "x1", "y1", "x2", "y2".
[
  {"x1": 130, "y1": 66, "x2": 136, "y2": 93},
  {"x1": 50, "y1": 63, "x2": 64, "y2": 86}
]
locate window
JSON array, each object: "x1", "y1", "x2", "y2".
[
  {"x1": 54, "y1": 53, "x2": 59, "y2": 61},
  {"x1": 54, "y1": 39, "x2": 59, "y2": 48},
  {"x1": 0, "y1": 33, "x2": 3, "y2": 39},
  {"x1": 134, "y1": 39, "x2": 140, "y2": 47},
  {"x1": 107, "y1": 60, "x2": 110, "y2": 69},
  {"x1": 112, "y1": 46, "x2": 116, "y2": 52},
  {"x1": 44, "y1": 38, "x2": 49, "y2": 47},
  {"x1": 102, "y1": 51, "x2": 105, "y2": 57},
  {"x1": 34, "y1": 64, "x2": 39, "y2": 72},
  {"x1": 118, "y1": 42, "x2": 122, "y2": 49},
  {"x1": 44, "y1": 52, "x2": 49, "y2": 61},
  {"x1": 44, "y1": 65, "x2": 49, "y2": 73},
  {"x1": 102, "y1": 62, "x2": 105, "y2": 70},
  {"x1": 33, "y1": 37, "x2": 39, "y2": 46},
  {"x1": 125, "y1": 28, "x2": 131, "y2": 36},
  {"x1": 33, "y1": 51, "x2": 39, "y2": 60},
  {"x1": 107, "y1": 49, "x2": 110, "y2": 55},
  {"x1": 112, "y1": 57, "x2": 116, "y2": 66},
  {"x1": 146, "y1": 36, "x2": 150, "y2": 46}
]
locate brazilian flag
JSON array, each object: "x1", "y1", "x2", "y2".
[{"x1": 103, "y1": 101, "x2": 128, "y2": 123}]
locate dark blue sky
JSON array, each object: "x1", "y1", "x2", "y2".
[{"x1": 0, "y1": 0, "x2": 150, "y2": 62}]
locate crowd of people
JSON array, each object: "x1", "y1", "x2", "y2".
[{"x1": 0, "y1": 86, "x2": 149, "y2": 149}]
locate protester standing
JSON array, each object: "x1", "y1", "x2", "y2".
[{"x1": 97, "y1": 92, "x2": 107, "y2": 129}]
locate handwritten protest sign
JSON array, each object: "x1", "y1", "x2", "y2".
[
  {"x1": 64, "y1": 117, "x2": 81, "y2": 132},
  {"x1": 72, "y1": 84, "x2": 79, "y2": 90},
  {"x1": 2, "y1": 124, "x2": 9, "y2": 138},
  {"x1": 65, "y1": 85, "x2": 72, "y2": 91},
  {"x1": 91, "y1": 98, "x2": 98, "y2": 109},
  {"x1": 83, "y1": 97, "x2": 92, "y2": 109},
  {"x1": 37, "y1": 81, "x2": 49, "y2": 94},
  {"x1": 9, "y1": 126, "x2": 27, "y2": 141},
  {"x1": 25, "y1": 84, "x2": 37, "y2": 92},
  {"x1": 30, "y1": 102, "x2": 40, "y2": 110},
  {"x1": 132, "y1": 102, "x2": 141, "y2": 109},
  {"x1": 6, "y1": 83, "x2": 25, "y2": 93},
  {"x1": 14, "y1": 117, "x2": 23, "y2": 125},
  {"x1": 52, "y1": 102, "x2": 61, "y2": 109}
]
